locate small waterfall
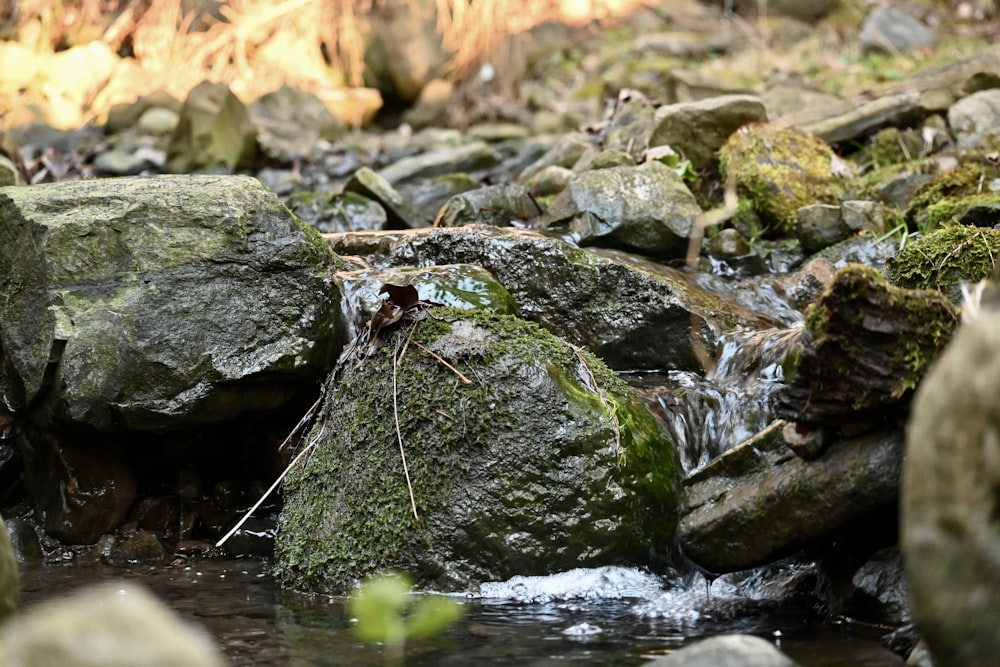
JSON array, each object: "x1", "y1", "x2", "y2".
[{"x1": 631, "y1": 325, "x2": 804, "y2": 474}]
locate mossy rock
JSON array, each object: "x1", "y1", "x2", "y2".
[
  {"x1": 887, "y1": 225, "x2": 1000, "y2": 303},
  {"x1": 904, "y1": 161, "x2": 1000, "y2": 232},
  {"x1": 776, "y1": 264, "x2": 959, "y2": 425},
  {"x1": 720, "y1": 123, "x2": 847, "y2": 235},
  {"x1": 275, "y1": 308, "x2": 681, "y2": 593}
]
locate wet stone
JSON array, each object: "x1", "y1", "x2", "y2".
[
  {"x1": 434, "y1": 183, "x2": 542, "y2": 228},
  {"x1": 795, "y1": 204, "x2": 848, "y2": 253},
  {"x1": 344, "y1": 166, "x2": 429, "y2": 228}
]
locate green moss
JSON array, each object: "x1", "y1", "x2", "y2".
[
  {"x1": 720, "y1": 124, "x2": 846, "y2": 235},
  {"x1": 887, "y1": 225, "x2": 1000, "y2": 301},
  {"x1": 276, "y1": 308, "x2": 680, "y2": 593},
  {"x1": 905, "y1": 162, "x2": 1000, "y2": 232}
]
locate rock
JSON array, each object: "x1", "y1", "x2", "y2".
[
  {"x1": 903, "y1": 301, "x2": 1000, "y2": 667},
  {"x1": 249, "y1": 84, "x2": 346, "y2": 160},
  {"x1": 0, "y1": 155, "x2": 22, "y2": 186},
  {"x1": 947, "y1": 88, "x2": 1000, "y2": 150},
  {"x1": 860, "y1": 7, "x2": 935, "y2": 55},
  {"x1": 290, "y1": 190, "x2": 389, "y2": 234},
  {"x1": 401, "y1": 77, "x2": 454, "y2": 129},
  {"x1": 106, "y1": 91, "x2": 184, "y2": 134},
  {"x1": 434, "y1": 183, "x2": 542, "y2": 227},
  {"x1": 643, "y1": 634, "x2": 801, "y2": 667},
  {"x1": 524, "y1": 165, "x2": 575, "y2": 197},
  {"x1": 19, "y1": 434, "x2": 136, "y2": 544},
  {"x1": 136, "y1": 107, "x2": 180, "y2": 135},
  {"x1": 0, "y1": 582, "x2": 226, "y2": 667},
  {"x1": 840, "y1": 200, "x2": 895, "y2": 238},
  {"x1": 344, "y1": 166, "x2": 430, "y2": 228},
  {"x1": 4, "y1": 517, "x2": 41, "y2": 562},
  {"x1": 573, "y1": 148, "x2": 634, "y2": 172},
  {"x1": 795, "y1": 91, "x2": 926, "y2": 146},
  {"x1": 0, "y1": 512, "x2": 17, "y2": 620},
  {"x1": 650, "y1": 95, "x2": 768, "y2": 171},
  {"x1": 775, "y1": 264, "x2": 959, "y2": 427},
  {"x1": 760, "y1": 84, "x2": 842, "y2": 122},
  {"x1": 517, "y1": 132, "x2": 597, "y2": 182},
  {"x1": 0, "y1": 175, "x2": 344, "y2": 430},
  {"x1": 275, "y1": 309, "x2": 682, "y2": 593},
  {"x1": 328, "y1": 225, "x2": 769, "y2": 371},
  {"x1": 904, "y1": 162, "x2": 1000, "y2": 232},
  {"x1": 367, "y1": 0, "x2": 447, "y2": 102},
  {"x1": 721, "y1": 124, "x2": 846, "y2": 234},
  {"x1": 768, "y1": 0, "x2": 832, "y2": 22},
  {"x1": 166, "y1": 81, "x2": 259, "y2": 173},
  {"x1": 379, "y1": 142, "x2": 500, "y2": 187},
  {"x1": 678, "y1": 420, "x2": 903, "y2": 574},
  {"x1": 603, "y1": 92, "x2": 656, "y2": 161},
  {"x1": 466, "y1": 122, "x2": 531, "y2": 143},
  {"x1": 888, "y1": 225, "x2": 1000, "y2": 303},
  {"x1": 398, "y1": 172, "x2": 480, "y2": 221},
  {"x1": 337, "y1": 264, "x2": 518, "y2": 323},
  {"x1": 543, "y1": 161, "x2": 702, "y2": 260},
  {"x1": 849, "y1": 546, "x2": 909, "y2": 624},
  {"x1": 795, "y1": 204, "x2": 848, "y2": 253},
  {"x1": 92, "y1": 143, "x2": 165, "y2": 176},
  {"x1": 109, "y1": 529, "x2": 167, "y2": 564}
]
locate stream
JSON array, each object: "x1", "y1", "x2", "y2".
[
  {"x1": 15, "y1": 322, "x2": 904, "y2": 665},
  {"x1": 18, "y1": 559, "x2": 901, "y2": 665}
]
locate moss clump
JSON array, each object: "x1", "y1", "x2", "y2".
[
  {"x1": 778, "y1": 264, "x2": 959, "y2": 421},
  {"x1": 275, "y1": 307, "x2": 681, "y2": 593},
  {"x1": 887, "y1": 225, "x2": 1000, "y2": 303},
  {"x1": 905, "y1": 162, "x2": 1000, "y2": 232},
  {"x1": 719, "y1": 123, "x2": 846, "y2": 235}
]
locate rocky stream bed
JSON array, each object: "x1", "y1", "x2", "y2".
[{"x1": 3, "y1": 2, "x2": 1000, "y2": 665}]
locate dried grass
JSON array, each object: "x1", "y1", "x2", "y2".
[{"x1": 9, "y1": 0, "x2": 643, "y2": 110}]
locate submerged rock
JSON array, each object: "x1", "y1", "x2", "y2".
[
  {"x1": 903, "y1": 301, "x2": 1000, "y2": 667},
  {"x1": 275, "y1": 308, "x2": 681, "y2": 593},
  {"x1": 0, "y1": 175, "x2": 345, "y2": 431}
]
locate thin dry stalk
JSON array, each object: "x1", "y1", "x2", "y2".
[
  {"x1": 393, "y1": 329, "x2": 420, "y2": 522},
  {"x1": 411, "y1": 339, "x2": 473, "y2": 385}
]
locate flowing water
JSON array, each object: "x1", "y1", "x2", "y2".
[
  {"x1": 631, "y1": 325, "x2": 803, "y2": 472},
  {"x1": 18, "y1": 559, "x2": 902, "y2": 665}
]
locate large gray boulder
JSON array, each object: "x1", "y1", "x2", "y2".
[
  {"x1": 275, "y1": 308, "x2": 682, "y2": 593},
  {"x1": 903, "y1": 304, "x2": 1000, "y2": 667},
  {"x1": 0, "y1": 582, "x2": 226, "y2": 667},
  {"x1": 0, "y1": 175, "x2": 345, "y2": 431}
]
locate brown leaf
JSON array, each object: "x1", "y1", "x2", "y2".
[{"x1": 379, "y1": 283, "x2": 420, "y2": 311}]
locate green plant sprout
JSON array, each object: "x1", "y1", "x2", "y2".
[{"x1": 349, "y1": 572, "x2": 464, "y2": 654}]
